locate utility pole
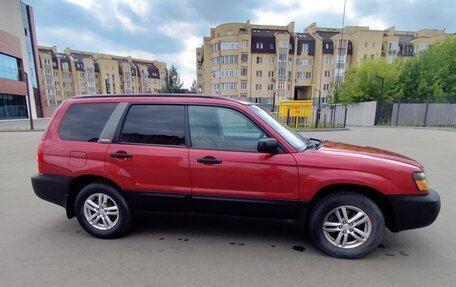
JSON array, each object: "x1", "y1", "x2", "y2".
[
  {"x1": 334, "y1": 0, "x2": 347, "y2": 104},
  {"x1": 374, "y1": 75, "x2": 384, "y2": 125},
  {"x1": 22, "y1": 71, "x2": 34, "y2": 130},
  {"x1": 315, "y1": 89, "x2": 322, "y2": 128}
]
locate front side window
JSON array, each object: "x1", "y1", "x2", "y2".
[
  {"x1": 249, "y1": 105, "x2": 309, "y2": 152},
  {"x1": 189, "y1": 106, "x2": 264, "y2": 152},
  {"x1": 58, "y1": 103, "x2": 117, "y2": 142},
  {"x1": 119, "y1": 105, "x2": 185, "y2": 146}
]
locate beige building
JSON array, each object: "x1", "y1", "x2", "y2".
[
  {"x1": 38, "y1": 46, "x2": 166, "y2": 116},
  {"x1": 196, "y1": 21, "x2": 448, "y2": 106}
]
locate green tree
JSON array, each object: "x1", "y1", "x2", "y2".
[
  {"x1": 161, "y1": 65, "x2": 184, "y2": 93},
  {"x1": 401, "y1": 37, "x2": 456, "y2": 102},
  {"x1": 338, "y1": 58, "x2": 404, "y2": 103}
]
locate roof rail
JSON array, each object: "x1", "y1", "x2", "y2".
[{"x1": 71, "y1": 93, "x2": 245, "y2": 104}]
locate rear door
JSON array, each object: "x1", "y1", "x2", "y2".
[
  {"x1": 104, "y1": 104, "x2": 191, "y2": 211},
  {"x1": 43, "y1": 102, "x2": 118, "y2": 176},
  {"x1": 187, "y1": 105, "x2": 300, "y2": 218}
]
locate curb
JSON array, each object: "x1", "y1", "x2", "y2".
[{"x1": 296, "y1": 128, "x2": 350, "y2": 132}]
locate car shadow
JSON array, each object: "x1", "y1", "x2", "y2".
[{"x1": 131, "y1": 211, "x2": 310, "y2": 246}]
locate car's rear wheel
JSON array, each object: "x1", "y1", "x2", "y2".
[
  {"x1": 75, "y1": 183, "x2": 132, "y2": 239},
  {"x1": 308, "y1": 192, "x2": 384, "y2": 259}
]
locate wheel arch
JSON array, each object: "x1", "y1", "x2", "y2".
[
  {"x1": 306, "y1": 184, "x2": 394, "y2": 230},
  {"x1": 66, "y1": 175, "x2": 129, "y2": 219}
]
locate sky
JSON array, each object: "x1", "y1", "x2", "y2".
[{"x1": 31, "y1": 0, "x2": 455, "y2": 88}]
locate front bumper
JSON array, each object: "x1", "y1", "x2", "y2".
[
  {"x1": 387, "y1": 189, "x2": 441, "y2": 232},
  {"x1": 31, "y1": 173, "x2": 73, "y2": 209}
]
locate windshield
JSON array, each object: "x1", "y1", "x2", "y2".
[{"x1": 248, "y1": 105, "x2": 310, "y2": 152}]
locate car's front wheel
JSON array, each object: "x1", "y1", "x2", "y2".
[
  {"x1": 308, "y1": 192, "x2": 385, "y2": 259},
  {"x1": 75, "y1": 182, "x2": 132, "y2": 239}
]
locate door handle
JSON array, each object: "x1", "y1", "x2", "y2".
[
  {"x1": 197, "y1": 157, "x2": 222, "y2": 164},
  {"x1": 110, "y1": 152, "x2": 133, "y2": 159}
]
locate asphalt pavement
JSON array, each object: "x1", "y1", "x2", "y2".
[{"x1": 0, "y1": 127, "x2": 454, "y2": 287}]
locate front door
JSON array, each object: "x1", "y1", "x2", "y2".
[
  {"x1": 105, "y1": 104, "x2": 191, "y2": 211},
  {"x1": 187, "y1": 105, "x2": 300, "y2": 218}
]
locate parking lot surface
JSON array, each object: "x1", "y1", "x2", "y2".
[{"x1": 0, "y1": 127, "x2": 454, "y2": 287}]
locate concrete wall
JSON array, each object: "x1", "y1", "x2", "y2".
[{"x1": 346, "y1": 101, "x2": 377, "y2": 126}]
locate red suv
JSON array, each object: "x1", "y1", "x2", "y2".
[{"x1": 32, "y1": 95, "x2": 440, "y2": 258}]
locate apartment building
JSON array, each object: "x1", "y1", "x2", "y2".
[
  {"x1": 0, "y1": 0, "x2": 45, "y2": 120},
  {"x1": 196, "y1": 21, "x2": 448, "y2": 105},
  {"x1": 38, "y1": 46, "x2": 166, "y2": 116}
]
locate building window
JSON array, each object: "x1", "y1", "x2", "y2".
[
  {"x1": 279, "y1": 54, "x2": 287, "y2": 62},
  {"x1": 256, "y1": 70, "x2": 262, "y2": 77},
  {"x1": 241, "y1": 54, "x2": 248, "y2": 63},
  {"x1": 256, "y1": 42, "x2": 264, "y2": 49},
  {"x1": 256, "y1": 57, "x2": 263, "y2": 64},
  {"x1": 267, "y1": 84, "x2": 274, "y2": 91},
  {"x1": 211, "y1": 43, "x2": 219, "y2": 52},
  {"x1": 0, "y1": 94, "x2": 28, "y2": 119},
  {"x1": 337, "y1": 55, "x2": 346, "y2": 64},
  {"x1": 371, "y1": 54, "x2": 374, "y2": 59},
  {"x1": 268, "y1": 70, "x2": 274, "y2": 78},
  {"x1": 324, "y1": 70, "x2": 332, "y2": 78},
  {"x1": 279, "y1": 40, "x2": 288, "y2": 48},
  {"x1": 323, "y1": 83, "x2": 331, "y2": 91},
  {"x1": 255, "y1": 84, "x2": 262, "y2": 91},
  {"x1": 364, "y1": 42, "x2": 368, "y2": 47},
  {"x1": 269, "y1": 57, "x2": 275, "y2": 64},
  {"x1": 302, "y1": 43, "x2": 309, "y2": 53},
  {"x1": 0, "y1": 54, "x2": 20, "y2": 81},
  {"x1": 241, "y1": 41, "x2": 248, "y2": 49},
  {"x1": 296, "y1": 58, "x2": 312, "y2": 66},
  {"x1": 269, "y1": 43, "x2": 275, "y2": 50},
  {"x1": 241, "y1": 67, "x2": 248, "y2": 76},
  {"x1": 296, "y1": 72, "x2": 312, "y2": 79},
  {"x1": 325, "y1": 56, "x2": 333, "y2": 64},
  {"x1": 220, "y1": 42, "x2": 238, "y2": 51},
  {"x1": 240, "y1": 81, "x2": 247, "y2": 90}
]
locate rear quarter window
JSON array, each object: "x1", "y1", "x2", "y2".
[{"x1": 58, "y1": 102, "x2": 117, "y2": 142}]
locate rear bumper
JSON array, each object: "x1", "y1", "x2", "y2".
[
  {"x1": 387, "y1": 189, "x2": 441, "y2": 232},
  {"x1": 31, "y1": 173, "x2": 73, "y2": 209}
]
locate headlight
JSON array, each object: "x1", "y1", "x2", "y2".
[{"x1": 413, "y1": 172, "x2": 430, "y2": 191}]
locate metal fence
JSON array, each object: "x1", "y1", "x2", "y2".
[
  {"x1": 257, "y1": 101, "x2": 347, "y2": 129},
  {"x1": 374, "y1": 96, "x2": 456, "y2": 127},
  {"x1": 391, "y1": 102, "x2": 456, "y2": 126},
  {"x1": 312, "y1": 103, "x2": 347, "y2": 128}
]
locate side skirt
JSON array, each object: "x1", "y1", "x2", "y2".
[{"x1": 127, "y1": 190, "x2": 306, "y2": 220}]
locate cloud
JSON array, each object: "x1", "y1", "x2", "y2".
[{"x1": 34, "y1": 0, "x2": 454, "y2": 88}]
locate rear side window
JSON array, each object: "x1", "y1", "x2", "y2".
[
  {"x1": 119, "y1": 105, "x2": 186, "y2": 146},
  {"x1": 58, "y1": 103, "x2": 117, "y2": 142}
]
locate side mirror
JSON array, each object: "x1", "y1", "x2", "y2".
[{"x1": 257, "y1": 138, "x2": 279, "y2": 154}]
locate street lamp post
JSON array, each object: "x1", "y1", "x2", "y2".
[
  {"x1": 22, "y1": 71, "x2": 34, "y2": 130},
  {"x1": 315, "y1": 89, "x2": 322, "y2": 128},
  {"x1": 374, "y1": 75, "x2": 384, "y2": 125}
]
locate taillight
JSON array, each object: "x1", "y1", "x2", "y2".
[{"x1": 37, "y1": 140, "x2": 44, "y2": 173}]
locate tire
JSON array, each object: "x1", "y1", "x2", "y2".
[
  {"x1": 308, "y1": 192, "x2": 385, "y2": 259},
  {"x1": 75, "y1": 182, "x2": 133, "y2": 239}
]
